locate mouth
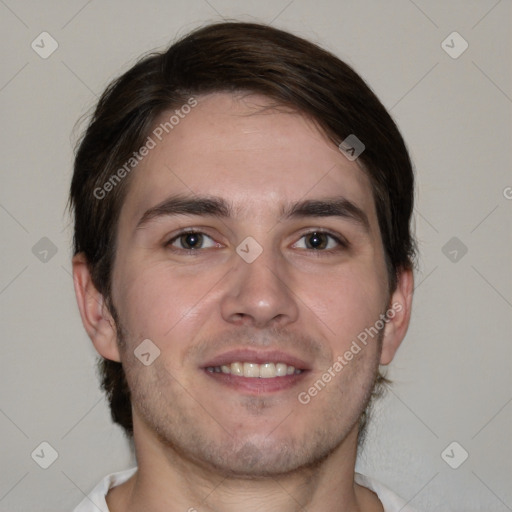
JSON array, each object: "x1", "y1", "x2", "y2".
[
  {"x1": 206, "y1": 362, "x2": 303, "y2": 378},
  {"x1": 201, "y1": 349, "x2": 310, "y2": 393}
]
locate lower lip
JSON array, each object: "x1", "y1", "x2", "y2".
[{"x1": 203, "y1": 369, "x2": 308, "y2": 393}]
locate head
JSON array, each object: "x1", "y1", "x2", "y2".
[{"x1": 70, "y1": 22, "x2": 415, "y2": 476}]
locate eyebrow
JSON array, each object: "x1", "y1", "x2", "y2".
[
  {"x1": 281, "y1": 198, "x2": 370, "y2": 231},
  {"x1": 136, "y1": 195, "x2": 232, "y2": 229},
  {"x1": 136, "y1": 194, "x2": 369, "y2": 232}
]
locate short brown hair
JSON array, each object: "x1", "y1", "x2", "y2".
[{"x1": 69, "y1": 21, "x2": 415, "y2": 438}]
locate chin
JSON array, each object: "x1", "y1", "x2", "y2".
[{"x1": 178, "y1": 427, "x2": 349, "y2": 479}]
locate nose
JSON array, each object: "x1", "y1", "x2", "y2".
[{"x1": 220, "y1": 247, "x2": 300, "y2": 329}]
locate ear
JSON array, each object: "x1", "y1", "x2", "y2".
[
  {"x1": 72, "y1": 253, "x2": 120, "y2": 362},
  {"x1": 380, "y1": 268, "x2": 414, "y2": 365}
]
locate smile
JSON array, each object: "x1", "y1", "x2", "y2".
[{"x1": 206, "y1": 362, "x2": 303, "y2": 378}]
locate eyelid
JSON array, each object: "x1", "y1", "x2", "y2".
[
  {"x1": 292, "y1": 229, "x2": 349, "y2": 250},
  {"x1": 163, "y1": 227, "x2": 349, "y2": 253},
  {"x1": 165, "y1": 228, "x2": 222, "y2": 250}
]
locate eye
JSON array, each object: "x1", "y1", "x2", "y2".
[
  {"x1": 293, "y1": 231, "x2": 344, "y2": 251},
  {"x1": 167, "y1": 231, "x2": 218, "y2": 251}
]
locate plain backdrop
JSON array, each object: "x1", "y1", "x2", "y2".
[{"x1": 1, "y1": 1, "x2": 511, "y2": 511}]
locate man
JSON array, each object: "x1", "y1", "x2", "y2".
[{"x1": 70, "y1": 21, "x2": 417, "y2": 511}]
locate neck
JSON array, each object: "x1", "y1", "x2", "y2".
[{"x1": 107, "y1": 423, "x2": 383, "y2": 512}]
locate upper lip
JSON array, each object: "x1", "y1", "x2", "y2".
[{"x1": 202, "y1": 349, "x2": 311, "y2": 371}]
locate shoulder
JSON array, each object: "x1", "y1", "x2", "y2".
[
  {"x1": 72, "y1": 467, "x2": 137, "y2": 512},
  {"x1": 355, "y1": 473, "x2": 421, "y2": 512}
]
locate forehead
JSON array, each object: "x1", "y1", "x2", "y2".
[{"x1": 120, "y1": 92, "x2": 376, "y2": 225}]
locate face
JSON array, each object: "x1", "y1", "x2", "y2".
[{"x1": 102, "y1": 93, "x2": 403, "y2": 476}]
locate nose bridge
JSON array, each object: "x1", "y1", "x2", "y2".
[
  {"x1": 239, "y1": 244, "x2": 284, "y2": 294},
  {"x1": 220, "y1": 240, "x2": 299, "y2": 327}
]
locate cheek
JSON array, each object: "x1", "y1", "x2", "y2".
[
  {"x1": 112, "y1": 259, "x2": 221, "y2": 344},
  {"x1": 298, "y1": 266, "x2": 387, "y2": 349}
]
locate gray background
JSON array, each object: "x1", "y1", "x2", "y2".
[{"x1": 1, "y1": 1, "x2": 511, "y2": 510}]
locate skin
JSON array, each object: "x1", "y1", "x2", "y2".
[{"x1": 73, "y1": 92, "x2": 413, "y2": 512}]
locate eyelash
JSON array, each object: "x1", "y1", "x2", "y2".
[
  {"x1": 164, "y1": 229, "x2": 349, "y2": 254},
  {"x1": 165, "y1": 229, "x2": 218, "y2": 254},
  {"x1": 294, "y1": 230, "x2": 348, "y2": 252}
]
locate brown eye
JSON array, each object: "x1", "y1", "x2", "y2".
[
  {"x1": 305, "y1": 232, "x2": 329, "y2": 249},
  {"x1": 179, "y1": 232, "x2": 203, "y2": 249},
  {"x1": 167, "y1": 232, "x2": 217, "y2": 250},
  {"x1": 293, "y1": 231, "x2": 342, "y2": 251}
]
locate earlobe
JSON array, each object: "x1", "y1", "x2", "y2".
[
  {"x1": 72, "y1": 253, "x2": 121, "y2": 362},
  {"x1": 380, "y1": 268, "x2": 414, "y2": 365}
]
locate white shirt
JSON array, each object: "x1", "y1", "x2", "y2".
[{"x1": 73, "y1": 467, "x2": 419, "y2": 511}]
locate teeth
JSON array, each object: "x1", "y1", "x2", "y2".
[
  {"x1": 231, "y1": 362, "x2": 243, "y2": 376},
  {"x1": 207, "y1": 362, "x2": 302, "y2": 378},
  {"x1": 260, "y1": 363, "x2": 276, "y2": 378},
  {"x1": 276, "y1": 363, "x2": 288, "y2": 376},
  {"x1": 243, "y1": 362, "x2": 260, "y2": 377}
]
